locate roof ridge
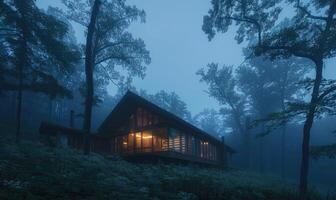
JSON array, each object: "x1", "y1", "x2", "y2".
[{"x1": 106, "y1": 90, "x2": 223, "y2": 142}]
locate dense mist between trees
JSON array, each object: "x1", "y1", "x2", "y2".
[{"x1": 1, "y1": 0, "x2": 336, "y2": 199}]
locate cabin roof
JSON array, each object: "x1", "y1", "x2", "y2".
[{"x1": 98, "y1": 91, "x2": 235, "y2": 153}]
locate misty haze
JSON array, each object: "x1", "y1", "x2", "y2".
[{"x1": 0, "y1": 0, "x2": 335, "y2": 200}]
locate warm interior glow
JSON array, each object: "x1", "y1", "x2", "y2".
[
  {"x1": 135, "y1": 132, "x2": 141, "y2": 149},
  {"x1": 142, "y1": 131, "x2": 153, "y2": 151}
]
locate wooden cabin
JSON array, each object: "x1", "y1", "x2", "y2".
[{"x1": 40, "y1": 91, "x2": 234, "y2": 166}]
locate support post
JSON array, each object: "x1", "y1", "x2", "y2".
[
  {"x1": 179, "y1": 132, "x2": 182, "y2": 152},
  {"x1": 221, "y1": 136, "x2": 227, "y2": 167},
  {"x1": 152, "y1": 132, "x2": 154, "y2": 152}
]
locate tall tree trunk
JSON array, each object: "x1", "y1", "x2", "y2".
[
  {"x1": 83, "y1": 0, "x2": 101, "y2": 155},
  {"x1": 299, "y1": 59, "x2": 323, "y2": 200},
  {"x1": 244, "y1": 117, "x2": 251, "y2": 169},
  {"x1": 11, "y1": 91, "x2": 16, "y2": 122},
  {"x1": 15, "y1": 63, "x2": 23, "y2": 143},
  {"x1": 48, "y1": 98, "x2": 53, "y2": 121},
  {"x1": 281, "y1": 96, "x2": 287, "y2": 179},
  {"x1": 258, "y1": 124, "x2": 265, "y2": 173},
  {"x1": 281, "y1": 124, "x2": 286, "y2": 178},
  {"x1": 15, "y1": 9, "x2": 28, "y2": 143},
  {"x1": 258, "y1": 137, "x2": 264, "y2": 172}
]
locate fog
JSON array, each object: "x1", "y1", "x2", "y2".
[
  {"x1": 36, "y1": 0, "x2": 336, "y2": 115},
  {"x1": 1, "y1": 0, "x2": 336, "y2": 198}
]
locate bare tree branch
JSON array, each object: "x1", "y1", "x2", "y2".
[{"x1": 297, "y1": 5, "x2": 328, "y2": 21}]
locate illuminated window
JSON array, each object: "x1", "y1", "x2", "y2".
[
  {"x1": 142, "y1": 131, "x2": 152, "y2": 152},
  {"x1": 162, "y1": 137, "x2": 168, "y2": 151},
  {"x1": 135, "y1": 132, "x2": 141, "y2": 151},
  {"x1": 153, "y1": 128, "x2": 168, "y2": 151},
  {"x1": 204, "y1": 141, "x2": 208, "y2": 159},
  {"x1": 200, "y1": 141, "x2": 204, "y2": 158},
  {"x1": 122, "y1": 135, "x2": 128, "y2": 152},
  {"x1": 180, "y1": 133, "x2": 186, "y2": 153},
  {"x1": 186, "y1": 135, "x2": 192, "y2": 154},
  {"x1": 128, "y1": 133, "x2": 134, "y2": 152},
  {"x1": 153, "y1": 135, "x2": 162, "y2": 151},
  {"x1": 169, "y1": 129, "x2": 181, "y2": 152}
]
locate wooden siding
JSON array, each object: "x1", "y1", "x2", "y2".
[
  {"x1": 40, "y1": 91, "x2": 234, "y2": 166},
  {"x1": 110, "y1": 107, "x2": 221, "y2": 162}
]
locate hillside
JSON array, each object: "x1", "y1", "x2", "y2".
[{"x1": 0, "y1": 134, "x2": 331, "y2": 200}]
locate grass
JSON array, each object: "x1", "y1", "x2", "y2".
[{"x1": 0, "y1": 131, "x2": 333, "y2": 200}]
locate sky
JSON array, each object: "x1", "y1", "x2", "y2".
[{"x1": 37, "y1": 0, "x2": 335, "y2": 115}]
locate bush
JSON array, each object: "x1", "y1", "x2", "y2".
[{"x1": 0, "y1": 136, "x2": 332, "y2": 200}]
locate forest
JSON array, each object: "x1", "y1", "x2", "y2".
[{"x1": 0, "y1": 0, "x2": 336, "y2": 200}]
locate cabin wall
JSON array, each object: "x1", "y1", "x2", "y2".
[
  {"x1": 41, "y1": 104, "x2": 230, "y2": 166},
  {"x1": 110, "y1": 126, "x2": 222, "y2": 163},
  {"x1": 105, "y1": 106, "x2": 226, "y2": 165}
]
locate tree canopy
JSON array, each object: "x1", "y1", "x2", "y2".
[
  {"x1": 202, "y1": 0, "x2": 336, "y2": 198},
  {"x1": 62, "y1": 0, "x2": 151, "y2": 90},
  {"x1": 0, "y1": 0, "x2": 81, "y2": 97},
  {"x1": 139, "y1": 90, "x2": 192, "y2": 122}
]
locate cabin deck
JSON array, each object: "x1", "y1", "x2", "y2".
[{"x1": 113, "y1": 151, "x2": 220, "y2": 166}]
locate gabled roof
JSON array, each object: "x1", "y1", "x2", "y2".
[{"x1": 98, "y1": 91, "x2": 235, "y2": 153}]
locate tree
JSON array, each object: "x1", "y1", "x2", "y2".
[
  {"x1": 203, "y1": 0, "x2": 336, "y2": 198},
  {"x1": 236, "y1": 55, "x2": 311, "y2": 174},
  {"x1": 83, "y1": 0, "x2": 101, "y2": 155},
  {"x1": 62, "y1": 0, "x2": 151, "y2": 154},
  {"x1": 193, "y1": 108, "x2": 223, "y2": 138},
  {"x1": 237, "y1": 57, "x2": 282, "y2": 172},
  {"x1": 0, "y1": 0, "x2": 80, "y2": 142},
  {"x1": 45, "y1": 6, "x2": 83, "y2": 124},
  {"x1": 311, "y1": 143, "x2": 336, "y2": 159},
  {"x1": 139, "y1": 90, "x2": 192, "y2": 122},
  {"x1": 197, "y1": 64, "x2": 252, "y2": 168}
]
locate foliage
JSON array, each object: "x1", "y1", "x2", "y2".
[
  {"x1": 254, "y1": 78, "x2": 336, "y2": 136},
  {"x1": 139, "y1": 90, "x2": 193, "y2": 122},
  {"x1": 197, "y1": 63, "x2": 248, "y2": 135},
  {"x1": 0, "y1": 0, "x2": 81, "y2": 98},
  {"x1": 311, "y1": 144, "x2": 336, "y2": 159},
  {"x1": 193, "y1": 108, "x2": 223, "y2": 137},
  {"x1": 202, "y1": 0, "x2": 282, "y2": 43},
  {"x1": 237, "y1": 55, "x2": 311, "y2": 117},
  {"x1": 0, "y1": 135, "x2": 331, "y2": 200},
  {"x1": 203, "y1": 0, "x2": 336, "y2": 61},
  {"x1": 202, "y1": 1, "x2": 336, "y2": 197},
  {"x1": 62, "y1": 0, "x2": 151, "y2": 94}
]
